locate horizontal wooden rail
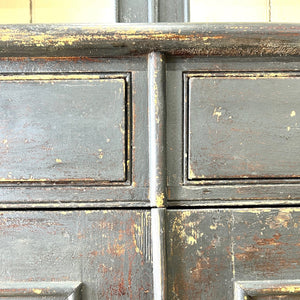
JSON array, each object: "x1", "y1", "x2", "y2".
[{"x1": 0, "y1": 23, "x2": 299, "y2": 57}]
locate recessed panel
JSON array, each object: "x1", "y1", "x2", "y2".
[
  {"x1": 0, "y1": 74, "x2": 129, "y2": 184},
  {"x1": 186, "y1": 73, "x2": 300, "y2": 181}
]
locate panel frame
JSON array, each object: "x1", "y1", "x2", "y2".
[
  {"x1": 0, "y1": 57, "x2": 149, "y2": 208},
  {"x1": 167, "y1": 56, "x2": 300, "y2": 206}
]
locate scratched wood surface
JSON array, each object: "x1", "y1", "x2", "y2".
[
  {"x1": 0, "y1": 210, "x2": 153, "y2": 299},
  {"x1": 167, "y1": 208, "x2": 300, "y2": 299}
]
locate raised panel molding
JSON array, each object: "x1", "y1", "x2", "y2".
[
  {"x1": 235, "y1": 280, "x2": 300, "y2": 299},
  {"x1": 184, "y1": 72, "x2": 300, "y2": 184},
  {"x1": 0, "y1": 281, "x2": 82, "y2": 299},
  {"x1": 0, "y1": 73, "x2": 131, "y2": 186}
]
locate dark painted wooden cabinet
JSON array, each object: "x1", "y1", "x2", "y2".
[{"x1": 0, "y1": 12, "x2": 300, "y2": 300}]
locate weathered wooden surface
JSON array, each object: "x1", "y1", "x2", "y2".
[
  {"x1": 167, "y1": 208, "x2": 300, "y2": 299},
  {"x1": 0, "y1": 57, "x2": 149, "y2": 207},
  {"x1": 0, "y1": 210, "x2": 152, "y2": 299},
  {"x1": 0, "y1": 24, "x2": 299, "y2": 57},
  {"x1": 167, "y1": 57, "x2": 300, "y2": 205},
  {"x1": 186, "y1": 72, "x2": 300, "y2": 180},
  {"x1": 0, "y1": 74, "x2": 128, "y2": 184},
  {"x1": 148, "y1": 52, "x2": 167, "y2": 208}
]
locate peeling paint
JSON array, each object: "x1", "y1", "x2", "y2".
[
  {"x1": 32, "y1": 289, "x2": 42, "y2": 295},
  {"x1": 156, "y1": 193, "x2": 165, "y2": 207},
  {"x1": 213, "y1": 107, "x2": 222, "y2": 122},
  {"x1": 290, "y1": 110, "x2": 296, "y2": 117}
]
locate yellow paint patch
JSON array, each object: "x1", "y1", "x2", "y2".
[
  {"x1": 210, "y1": 224, "x2": 218, "y2": 230},
  {"x1": 60, "y1": 211, "x2": 72, "y2": 215},
  {"x1": 290, "y1": 110, "x2": 296, "y2": 117},
  {"x1": 32, "y1": 289, "x2": 42, "y2": 295},
  {"x1": 55, "y1": 158, "x2": 62, "y2": 163},
  {"x1": 213, "y1": 107, "x2": 222, "y2": 122},
  {"x1": 287, "y1": 126, "x2": 291, "y2": 131},
  {"x1": 156, "y1": 193, "x2": 165, "y2": 207},
  {"x1": 189, "y1": 168, "x2": 196, "y2": 179},
  {"x1": 187, "y1": 236, "x2": 197, "y2": 245},
  {"x1": 98, "y1": 149, "x2": 103, "y2": 159}
]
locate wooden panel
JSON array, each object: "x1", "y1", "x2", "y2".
[
  {"x1": 271, "y1": 0, "x2": 300, "y2": 22},
  {"x1": 185, "y1": 72, "x2": 300, "y2": 181},
  {"x1": 32, "y1": 0, "x2": 116, "y2": 23},
  {"x1": 0, "y1": 0, "x2": 30, "y2": 24},
  {"x1": 167, "y1": 208, "x2": 300, "y2": 299},
  {"x1": 0, "y1": 74, "x2": 129, "y2": 184},
  {"x1": 0, "y1": 210, "x2": 152, "y2": 299},
  {"x1": 190, "y1": 0, "x2": 269, "y2": 22}
]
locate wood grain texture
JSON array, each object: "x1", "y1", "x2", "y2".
[
  {"x1": 0, "y1": 210, "x2": 153, "y2": 299},
  {"x1": 167, "y1": 208, "x2": 300, "y2": 299}
]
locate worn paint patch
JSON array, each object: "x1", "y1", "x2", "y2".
[
  {"x1": 290, "y1": 110, "x2": 296, "y2": 117},
  {"x1": 213, "y1": 107, "x2": 222, "y2": 122},
  {"x1": 98, "y1": 149, "x2": 103, "y2": 159},
  {"x1": 156, "y1": 193, "x2": 165, "y2": 207},
  {"x1": 187, "y1": 236, "x2": 197, "y2": 245},
  {"x1": 32, "y1": 289, "x2": 42, "y2": 294}
]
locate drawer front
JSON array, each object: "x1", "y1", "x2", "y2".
[
  {"x1": 0, "y1": 57, "x2": 149, "y2": 206},
  {"x1": 186, "y1": 73, "x2": 300, "y2": 181},
  {"x1": 0, "y1": 210, "x2": 152, "y2": 299},
  {"x1": 167, "y1": 58, "x2": 300, "y2": 205},
  {"x1": 167, "y1": 208, "x2": 300, "y2": 299}
]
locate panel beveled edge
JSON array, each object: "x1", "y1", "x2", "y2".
[
  {"x1": 0, "y1": 281, "x2": 82, "y2": 298},
  {"x1": 0, "y1": 73, "x2": 132, "y2": 187},
  {"x1": 183, "y1": 71, "x2": 300, "y2": 186},
  {"x1": 234, "y1": 280, "x2": 300, "y2": 300}
]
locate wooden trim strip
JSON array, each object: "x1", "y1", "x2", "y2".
[
  {"x1": 148, "y1": 52, "x2": 167, "y2": 208},
  {"x1": 0, "y1": 23, "x2": 299, "y2": 57}
]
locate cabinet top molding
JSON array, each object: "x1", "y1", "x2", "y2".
[{"x1": 0, "y1": 23, "x2": 299, "y2": 57}]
